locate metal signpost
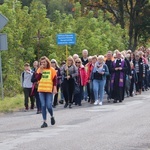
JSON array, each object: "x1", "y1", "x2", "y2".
[
  {"x1": 57, "y1": 33, "x2": 76, "y2": 75},
  {"x1": 0, "y1": 14, "x2": 8, "y2": 99}
]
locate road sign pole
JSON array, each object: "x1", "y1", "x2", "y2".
[
  {"x1": 66, "y1": 45, "x2": 68, "y2": 76},
  {"x1": 0, "y1": 14, "x2": 8, "y2": 100},
  {"x1": 0, "y1": 52, "x2": 4, "y2": 100}
]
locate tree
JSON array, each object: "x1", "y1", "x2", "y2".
[{"x1": 72, "y1": 0, "x2": 150, "y2": 50}]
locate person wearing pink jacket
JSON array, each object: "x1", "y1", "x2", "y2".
[{"x1": 74, "y1": 58, "x2": 87, "y2": 106}]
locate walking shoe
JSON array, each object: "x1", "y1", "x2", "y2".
[
  {"x1": 108, "y1": 99, "x2": 111, "y2": 103},
  {"x1": 51, "y1": 117, "x2": 55, "y2": 125},
  {"x1": 99, "y1": 102, "x2": 103, "y2": 106},
  {"x1": 41, "y1": 122, "x2": 48, "y2": 128},
  {"x1": 113, "y1": 100, "x2": 117, "y2": 103},
  {"x1": 94, "y1": 100, "x2": 99, "y2": 105},
  {"x1": 69, "y1": 104, "x2": 72, "y2": 109},
  {"x1": 64, "y1": 103, "x2": 68, "y2": 108},
  {"x1": 59, "y1": 100, "x2": 64, "y2": 104}
]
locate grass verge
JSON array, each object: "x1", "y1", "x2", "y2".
[{"x1": 0, "y1": 94, "x2": 24, "y2": 113}]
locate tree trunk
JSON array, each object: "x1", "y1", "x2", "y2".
[
  {"x1": 119, "y1": 0, "x2": 125, "y2": 29},
  {"x1": 128, "y1": 18, "x2": 134, "y2": 50}
]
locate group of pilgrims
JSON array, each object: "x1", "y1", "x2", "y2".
[{"x1": 21, "y1": 46, "x2": 150, "y2": 128}]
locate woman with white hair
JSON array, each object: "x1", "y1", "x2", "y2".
[{"x1": 91, "y1": 55, "x2": 109, "y2": 106}]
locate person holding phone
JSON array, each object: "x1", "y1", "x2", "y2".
[
  {"x1": 21, "y1": 63, "x2": 35, "y2": 111},
  {"x1": 36, "y1": 56, "x2": 57, "y2": 128}
]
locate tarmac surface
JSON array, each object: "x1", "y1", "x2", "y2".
[{"x1": 0, "y1": 92, "x2": 150, "y2": 150}]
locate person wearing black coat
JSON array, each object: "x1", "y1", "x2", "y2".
[
  {"x1": 133, "y1": 54, "x2": 145, "y2": 95},
  {"x1": 105, "y1": 51, "x2": 113, "y2": 102},
  {"x1": 129, "y1": 62, "x2": 138, "y2": 96},
  {"x1": 31, "y1": 61, "x2": 41, "y2": 114}
]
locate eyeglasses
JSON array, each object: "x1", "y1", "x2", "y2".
[
  {"x1": 76, "y1": 62, "x2": 81, "y2": 64},
  {"x1": 51, "y1": 62, "x2": 56, "y2": 63}
]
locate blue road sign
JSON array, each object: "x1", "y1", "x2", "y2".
[
  {"x1": 0, "y1": 34, "x2": 8, "y2": 51},
  {"x1": 57, "y1": 33, "x2": 76, "y2": 45},
  {"x1": 0, "y1": 14, "x2": 8, "y2": 30}
]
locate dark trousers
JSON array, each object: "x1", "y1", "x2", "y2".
[
  {"x1": 23, "y1": 88, "x2": 35, "y2": 109},
  {"x1": 53, "y1": 85, "x2": 60, "y2": 106},
  {"x1": 87, "y1": 83, "x2": 91, "y2": 100},
  {"x1": 34, "y1": 89, "x2": 41, "y2": 111},
  {"x1": 144, "y1": 74, "x2": 149, "y2": 90},
  {"x1": 135, "y1": 73, "x2": 142, "y2": 92},
  {"x1": 90, "y1": 81, "x2": 95, "y2": 102},
  {"x1": 105, "y1": 79, "x2": 111, "y2": 99},
  {"x1": 130, "y1": 78, "x2": 134, "y2": 95},
  {"x1": 62, "y1": 78, "x2": 75, "y2": 104},
  {"x1": 74, "y1": 85, "x2": 83, "y2": 105}
]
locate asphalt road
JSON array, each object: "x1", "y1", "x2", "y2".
[{"x1": 0, "y1": 92, "x2": 150, "y2": 150}]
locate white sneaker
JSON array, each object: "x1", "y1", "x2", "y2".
[
  {"x1": 99, "y1": 102, "x2": 103, "y2": 106},
  {"x1": 94, "y1": 100, "x2": 99, "y2": 105}
]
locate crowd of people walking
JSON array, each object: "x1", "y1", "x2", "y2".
[{"x1": 21, "y1": 46, "x2": 150, "y2": 128}]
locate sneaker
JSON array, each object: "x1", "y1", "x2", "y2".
[
  {"x1": 41, "y1": 122, "x2": 48, "y2": 128},
  {"x1": 99, "y1": 102, "x2": 103, "y2": 106},
  {"x1": 51, "y1": 117, "x2": 55, "y2": 125},
  {"x1": 94, "y1": 100, "x2": 99, "y2": 105}
]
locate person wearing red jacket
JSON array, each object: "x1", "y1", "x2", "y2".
[
  {"x1": 86, "y1": 56, "x2": 97, "y2": 104},
  {"x1": 74, "y1": 58, "x2": 87, "y2": 106}
]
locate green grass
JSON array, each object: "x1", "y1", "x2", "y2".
[{"x1": 0, "y1": 94, "x2": 24, "y2": 113}]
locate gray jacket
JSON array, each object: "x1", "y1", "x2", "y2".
[
  {"x1": 60, "y1": 64, "x2": 78, "y2": 81},
  {"x1": 21, "y1": 71, "x2": 33, "y2": 88}
]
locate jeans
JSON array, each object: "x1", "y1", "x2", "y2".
[
  {"x1": 93, "y1": 79, "x2": 106, "y2": 102},
  {"x1": 39, "y1": 92, "x2": 53, "y2": 121}
]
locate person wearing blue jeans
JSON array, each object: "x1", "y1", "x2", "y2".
[
  {"x1": 36, "y1": 56, "x2": 57, "y2": 128},
  {"x1": 93, "y1": 80, "x2": 106, "y2": 105},
  {"x1": 39, "y1": 93, "x2": 53, "y2": 120},
  {"x1": 91, "y1": 55, "x2": 109, "y2": 106}
]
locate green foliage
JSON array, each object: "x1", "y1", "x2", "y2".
[
  {"x1": 0, "y1": 94, "x2": 24, "y2": 112},
  {"x1": 0, "y1": 1, "x2": 128, "y2": 97}
]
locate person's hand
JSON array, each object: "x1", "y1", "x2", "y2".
[
  {"x1": 39, "y1": 65, "x2": 44, "y2": 73},
  {"x1": 26, "y1": 70, "x2": 31, "y2": 74},
  {"x1": 67, "y1": 75, "x2": 70, "y2": 80},
  {"x1": 129, "y1": 76, "x2": 132, "y2": 79},
  {"x1": 65, "y1": 66, "x2": 68, "y2": 71},
  {"x1": 143, "y1": 74, "x2": 145, "y2": 77},
  {"x1": 115, "y1": 67, "x2": 118, "y2": 71},
  {"x1": 118, "y1": 67, "x2": 122, "y2": 70},
  {"x1": 53, "y1": 86, "x2": 57, "y2": 95}
]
